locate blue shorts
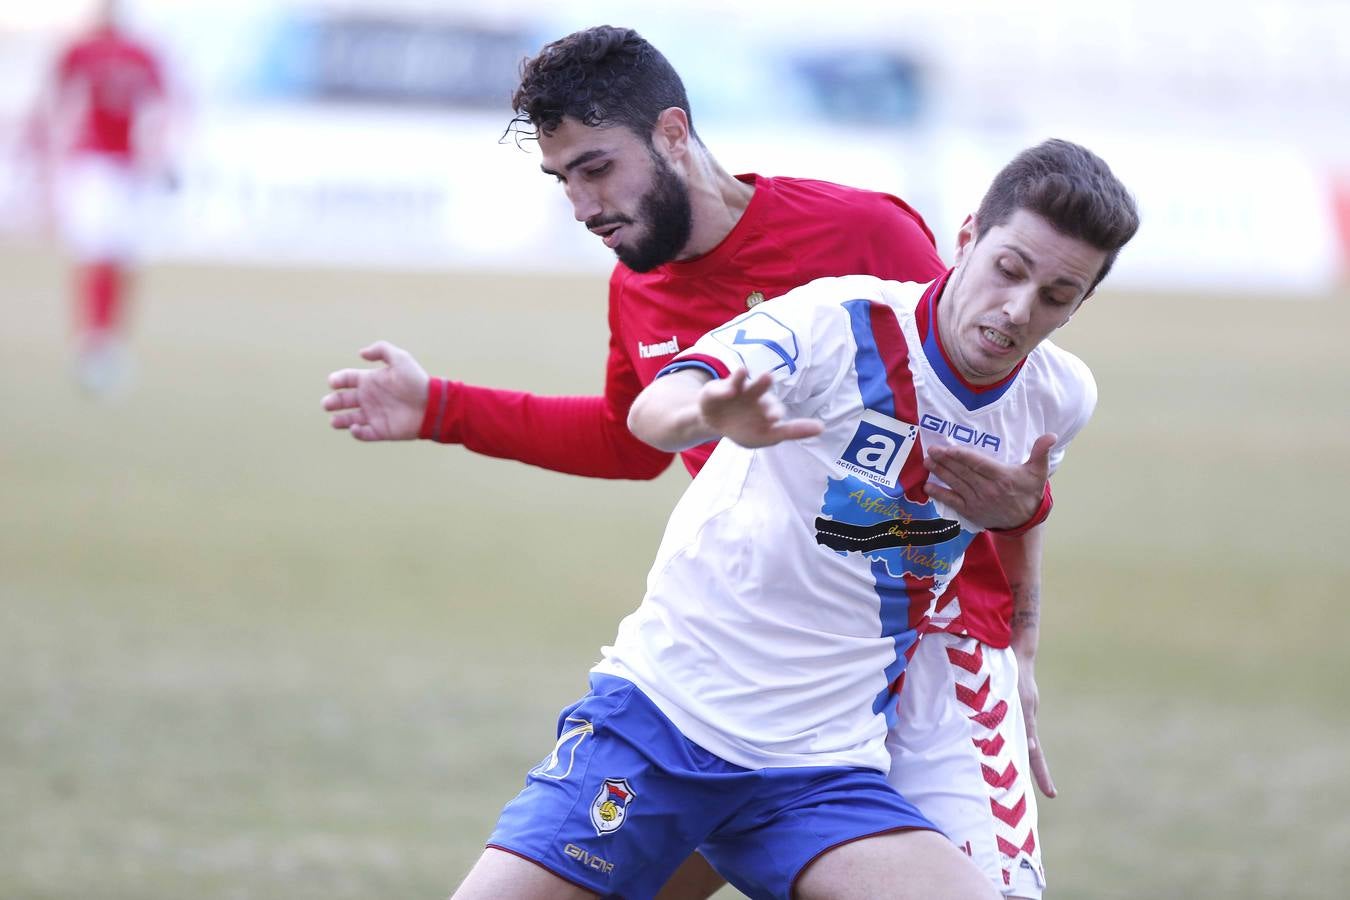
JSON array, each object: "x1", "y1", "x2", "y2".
[{"x1": 487, "y1": 674, "x2": 936, "y2": 900}]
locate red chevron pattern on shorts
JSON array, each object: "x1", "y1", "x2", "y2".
[
  {"x1": 990, "y1": 793, "x2": 1027, "y2": 826},
  {"x1": 942, "y1": 635, "x2": 1041, "y2": 887},
  {"x1": 955, "y1": 675, "x2": 991, "y2": 711},
  {"x1": 973, "y1": 733, "x2": 1005, "y2": 756},
  {"x1": 981, "y1": 760, "x2": 1017, "y2": 789},
  {"x1": 971, "y1": 699, "x2": 1008, "y2": 730},
  {"x1": 998, "y1": 832, "x2": 1037, "y2": 859},
  {"x1": 946, "y1": 640, "x2": 983, "y2": 673}
]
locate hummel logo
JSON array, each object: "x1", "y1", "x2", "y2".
[{"x1": 638, "y1": 336, "x2": 680, "y2": 358}]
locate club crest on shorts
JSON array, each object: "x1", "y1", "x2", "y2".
[{"x1": 590, "y1": 778, "x2": 636, "y2": 835}]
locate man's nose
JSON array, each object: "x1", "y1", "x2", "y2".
[
  {"x1": 1003, "y1": 287, "x2": 1035, "y2": 325},
  {"x1": 566, "y1": 183, "x2": 602, "y2": 223}
]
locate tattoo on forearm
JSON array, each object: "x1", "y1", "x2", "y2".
[{"x1": 1009, "y1": 580, "x2": 1040, "y2": 632}]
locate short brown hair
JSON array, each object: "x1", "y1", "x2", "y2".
[
  {"x1": 975, "y1": 139, "x2": 1140, "y2": 290},
  {"x1": 507, "y1": 26, "x2": 695, "y2": 144}
]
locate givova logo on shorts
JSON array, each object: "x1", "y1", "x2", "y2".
[
  {"x1": 836, "y1": 409, "x2": 918, "y2": 490},
  {"x1": 590, "y1": 778, "x2": 636, "y2": 835}
]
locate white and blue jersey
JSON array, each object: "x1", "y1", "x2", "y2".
[{"x1": 593, "y1": 273, "x2": 1095, "y2": 775}]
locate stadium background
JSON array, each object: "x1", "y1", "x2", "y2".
[{"x1": 2, "y1": 0, "x2": 1348, "y2": 897}]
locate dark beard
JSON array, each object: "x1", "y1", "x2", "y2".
[{"x1": 615, "y1": 153, "x2": 693, "y2": 273}]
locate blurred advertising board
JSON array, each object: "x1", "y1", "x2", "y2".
[
  {"x1": 0, "y1": 2, "x2": 1343, "y2": 291},
  {"x1": 253, "y1": 14, "x2": 533, "y2": 108},
  {"x1": 119, "y1": 108, "x2": 1342, "y2": 296}
]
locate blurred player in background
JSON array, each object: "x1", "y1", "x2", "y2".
[
  {"x1": 451, "y1": 137, "x2": 1137, "y2": 900},
  {"x1": 29, "y1": 0, "x2": 172, "y2": 395},
  {"x1": 325, "y1": 26, "x2": 1056, "y2": 898}
]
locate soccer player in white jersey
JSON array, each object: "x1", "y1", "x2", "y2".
[{"x1": 450, "y1": 139, "x2": 1138, "y2": 900}]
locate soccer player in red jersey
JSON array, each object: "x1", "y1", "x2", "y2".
[
  {"x1": 324, "y1": 26, "x2": 1054, "y2": 899},
  {"x1": 31, "y1": 0, "x2": 171, "y2": 394}
]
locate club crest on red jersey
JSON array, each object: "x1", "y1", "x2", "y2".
[{"x1": 590, "y1": 778, "x2": 636, "y2": 835}]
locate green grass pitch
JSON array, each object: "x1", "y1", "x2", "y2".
[{"x1": 2, "y1": 246, "x2": 1348, "y2": 898}]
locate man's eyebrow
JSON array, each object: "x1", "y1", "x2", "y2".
[
  {"x1": 1006, "y1": 245, "x2": 1086, "y2": 290},
  {"x1": 540, "y1": 149, "x2": 608, "y2": 178}
]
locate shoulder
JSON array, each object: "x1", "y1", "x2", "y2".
[
  {"x1": 755, "y1": 176, "x2": 944, "y2": 280},
  {"x1": 56, "y1": 36, "x2": 93, "y2": 71},
  {"x1": 764, "y1": 176, "x2": 927, "y2": 224},
  {"x1": 608, "y1": 263, "x2": 635, "y2": 292},
  {"x1": 779, "y1": 273, "x2": 893, "y2": 306},
  {"x1": 606, "y1": 264, "x2": 642, "y2": 328},
  {"x1": 1026, "y1": 340, "x2": 1097, "y2": 421},
  {"x1": 767, "y1": 274, "x2": 921, "y2": 341}
]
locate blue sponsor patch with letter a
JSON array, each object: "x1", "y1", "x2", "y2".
[{"x1": 836, "y1": 409, "x2": 918, "y2": 490}]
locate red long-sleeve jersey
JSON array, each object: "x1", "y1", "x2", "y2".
[{"x1": 421, "y1": 174, "x2": 1023, "y2": 646}]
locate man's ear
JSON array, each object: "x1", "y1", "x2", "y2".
[
  {"x1": 653, "y1": 107, "x2": 691, "y2": 160},
  {"x1": 953, "y1": 214, "x2": 978, "y2": 264}
]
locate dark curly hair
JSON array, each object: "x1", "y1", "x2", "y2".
[
  {"x1": 505, "y1": 26, "x2": 697, "y2": 145},
  {"x1": 976, "y1": 139, "x2": 1140, "y2": 291}
]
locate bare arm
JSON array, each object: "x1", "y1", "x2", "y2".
[
  {"x1": 627, "y1": 368, "x2": 823, "y2": 453},
  {"x1": 990, "y1": 525, "x2": 1057, "y2": 798}
]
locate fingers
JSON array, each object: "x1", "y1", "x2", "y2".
[
  {"x1": 924, "y1": 455, "x2": 978, "y2": 506},
  {"x1": 922, "y1": 481, "x2": 966, "y2": 514},
  {"x1": 722, "y1": 369, "x2": 771, "y2": 395},
  {"x1": 703, "y1": 368, "x2": 746, "y2": 403},
  {"x1": 328, "y1": 410, "x2": 367, "y2": 431},
  {"x1": 359, "y1": 340, "x2": 403, "y2": 364},
  {"x1": 742, "y1": 370, "x2": 774, "y2": 400},
  {"x1": 327, "y1": 368, "x2": 364, "y2": 390},
  {"x1": 1024, "y1": 433, "x2": 1058, "y2": 473},
  {"x1": 350, "y1": 423, "x2": 381, "y2": 441},
  {"x1": 774, "y1": 418, "x2": 825, "y2": 442},
  {"x1": 925, "y1": 441, "x2": 988, "y2": 468},
  {"x1": 1028, "y1": 736, "x2": 1057, "y2": 798},
  {"x1": 1022, "y1": 687, "x2": 1057, "y2": 797},
  {"x1": 320, "y1": 388, "x2": 360, "y2": 412},
  {"x1": 705, "y1": 369, "x2": 773, "y2": 407}
]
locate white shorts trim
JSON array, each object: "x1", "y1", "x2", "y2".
[{"x1": 888, "y1": 633, "x2": 1047, "y2": 898}]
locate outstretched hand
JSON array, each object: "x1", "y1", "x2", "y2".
[
  {"x1": 924, "y1": 433, "x2": 1056, "y2": 529},
  {"x1": 700, "y1": 369, "x2": 823, "y2": 449},
  {"x1": 321, "y1": 341, "x2": 430, "y2": 441}
]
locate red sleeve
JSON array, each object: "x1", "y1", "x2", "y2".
[{"x1": 417, "y1": 269, "x2": 674, "y2": 481}]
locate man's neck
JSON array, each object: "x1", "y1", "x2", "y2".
[{"x1": 677, "y1": 153, "x2": 756, "y2": 261}]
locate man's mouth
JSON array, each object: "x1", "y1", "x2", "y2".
[
  {"x1": 588, "y1": 219, "x2": 628, "y2": 248},
  {"x1": 980, "y1": 326, "x2": 1014, "y2": 350}
]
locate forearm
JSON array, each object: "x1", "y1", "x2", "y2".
[
  {"x1": 991, "y1": 525, "x2": 1045, "y2": 660},
  {"x1": 422, "y1": 379, "x2": 673, "y2": 480},
  {"x1": 627, "y1": 370, "x2": 717, "y2": 453}
]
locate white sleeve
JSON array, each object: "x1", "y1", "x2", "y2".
[
  {"x1": 1046, "y1": 357, "x2": 1098, "y2": 475},
  {"x1": 657, "y1": 277, "x2": 860, "y2": 413}
]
